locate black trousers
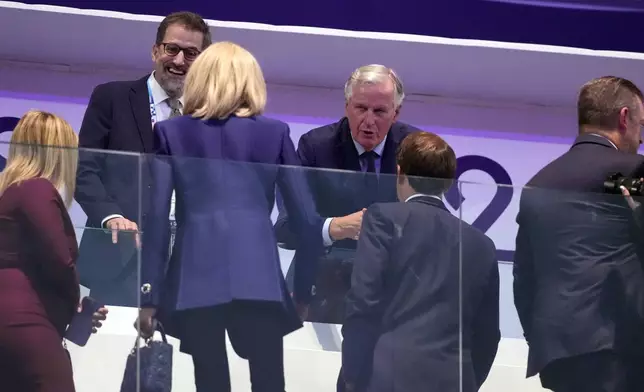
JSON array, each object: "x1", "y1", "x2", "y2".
[
  {"x1": 175, "y1": 300, "x2": 286, "y2": 392},
  {"x1": 540, "y1": 350, "x2": 644, "y2": 392}
]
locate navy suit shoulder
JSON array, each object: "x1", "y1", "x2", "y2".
[
  {"x1": 154, "y1": 115, "x2": 291, "y2": 162},
  {"x1": 157, "y1": 114, "x2": 289, "y2": 135},
  {"x1": 527, "y1": 135, "x2": 644, "y2": 190},
  {"x1": 298, "y1": 118, "x2": 417, "y2": 166},
  {"x1": 90, "y1": 77, "x2": 143, "y2": 98},
  {"x1": 370, "y1": 199, "x2": 495, "y2": 249}
]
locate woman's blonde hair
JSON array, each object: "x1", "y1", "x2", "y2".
[
  {"x1": 183, "y1": 41, "x2": 267, "y2": 120},
  {"x1": 0, "y1": 110, "x2": 78, "y2": 207}
]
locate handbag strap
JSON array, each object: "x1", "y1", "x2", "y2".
[
  {"x1": 155, "y1": 321, "x2": 168, "y2": 344},
  {"x1": 131, "y1": 321, "x2": 168, "y2": 351}
]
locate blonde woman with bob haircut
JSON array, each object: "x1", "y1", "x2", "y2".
[
  {"x1": 138, "y1": 41, "x2": 323, "y2": 392},
  {"x1": 0, "y1": 110, "x2": 105, "y2": 392},
  {"x1": 182, "y1": 40, "x2": 267, "y2": 120}
]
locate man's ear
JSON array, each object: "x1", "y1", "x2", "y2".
[
  {"x1": 151, "y1": 44, "x2": 158, "y2": 62},
  {"x1": 396, "y1": 166, "x2": 406, "y2": 186},
  {"x1": 618, "y1": 106, "x2": 630, "y2": 133},
  {"x1": 393, "y1": 105, "x2": 401, "y2": 122}
]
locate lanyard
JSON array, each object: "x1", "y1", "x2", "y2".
[
  {"x1": 148, "y1": 77, "x2": 177, "y2": 224},
  {"x1": 147, "y1": 78, "x2": 158, "y2": 126}
]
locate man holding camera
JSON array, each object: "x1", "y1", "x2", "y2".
[{"x1": 513, "y1": 76, "x2": 644, "y2": 392}]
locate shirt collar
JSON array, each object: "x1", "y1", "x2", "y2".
[
  {"x1": 148, "y1": 72, "x2": 184, "y2": 107},
  {"x1": 587, "y1": 133, "x2": 618, "y2": 150},
  {"x1": 352, "y1": 134, "x2": 387, "y2": 157},
  {"x1": 405, "y1": 193, "x2": 442, "y2": 203}
]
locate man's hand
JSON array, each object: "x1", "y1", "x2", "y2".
[
  {"x1": 77, "y1": 302, "x2": 108, "y2": 333},
  {"x1": 105, "y1": 217, "x2": 140, "y2": 247},
  {"x1": 621, "y1": 184, "x2": 642, "y2": 210},
  {"x1": 329, "y1": 209, "x2": 366, "y2": 241},
  {"x1": 133, "y1": 307, "x2": 158, "y2": 339}
]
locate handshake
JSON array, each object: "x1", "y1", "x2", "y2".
[{"x1": 329, "y1": 208, "x2": 366, "y2": 241}]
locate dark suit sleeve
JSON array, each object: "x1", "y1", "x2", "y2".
[
  {"x1": 471, "y1": 248, "x2": 500, "y2": 388},
  {"x1": 276, "y1": 126, "x2": 324, "y2": 303},
  {"x1": 19, "y1": 179, "x2": 80, "y2": 306},
  {"x1": 274, "y1": 133, "x2": 317, "y2": 249},
  {"x1": 75, "y1": 84, "x2": 123, "y2": 226},
  {"x1": 341, "y1": 204, "x2": 391, "y2": 386},
  {"x1": 513, "y1": 206, "x2": 535, "y2": 342},
  {"x1": 140, "y1": 123, "x2": 174, "y2": 307},
  {"x1": 628, "y1": 161, "x2": 644, "y2": 230}
]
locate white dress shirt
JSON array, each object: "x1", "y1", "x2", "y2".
[{"x1": 101, "y1": 72, "x2": 183, "y2": 227}]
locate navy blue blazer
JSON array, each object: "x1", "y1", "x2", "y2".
[
  {"x1": 76, "y1": 75, "x2": 154, "y2": 227},
  {"x1": 514, "y1": 133, "x2": 644, "y2": 377},
  {"x1": 342, "y1": 196, "x2": 500, "y2": 392},
  {"x1": 275, "y1": 117, "x2": 418, "y2": 250},
  {"x1": 75, "y1": 75, "x2": 154, "y2": 304},
  {"x1": 140, "y1": 115, "x2": 324, "y2": 324}
]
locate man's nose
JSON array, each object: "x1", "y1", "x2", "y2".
[
  {"x1": 172, "y1": 51, "x2": 186, "y2": 66},
  {"x1": 363, "y1": 110, "x2": 376, "y2": 125}
]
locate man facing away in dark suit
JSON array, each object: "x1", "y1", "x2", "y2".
[
  {"x1": 514, "y1": 76, "x2": 644, "y2": 392},
  {"x1": 74, "y1": 12, "x2": 211, "y2": 306},
  {"x1": 275, "y1": 64, "x2": 420, "y2": 323},
  {"x1": 341, "y1": 131, "x2": 500, "y2": 392}
]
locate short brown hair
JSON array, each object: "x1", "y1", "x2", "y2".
[
  {"x1": 578, "y1": 76, "x2": 643, "y2": 131},
  {"x1": 396, "y1": 131, "x2": 457, "y2": 194},
  {"x1": 156, "y1": 11, "x2": 212, "y2": 50}
]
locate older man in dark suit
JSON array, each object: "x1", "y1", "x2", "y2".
[
  {"x1": 341, "y1": 131, "x2": 500, "y2": 392},
  {"x1": 514, "y1": 76, "x2": 644, "y2": 392},
  {"x1": 74, "y1": 12, "x2": 211, "y2": 306},
  {"x1": 275, "y1": 64, "x2": 421, "y2": 323}
]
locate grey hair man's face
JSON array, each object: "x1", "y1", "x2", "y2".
[{"x1": 345, "y1": 80, "x2": 399, "y2": 151}]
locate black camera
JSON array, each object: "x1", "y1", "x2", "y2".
[{"x1": 604, "y1": 173, "x2": 644, "y2": 196}]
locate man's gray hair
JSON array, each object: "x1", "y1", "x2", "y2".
[{"x1": 344, "y1": 64, "x2": 405, "y2": 109}]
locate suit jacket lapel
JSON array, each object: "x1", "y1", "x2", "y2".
[{"x1": 130, "y1": 76, "x2": 154, "y2": 153}]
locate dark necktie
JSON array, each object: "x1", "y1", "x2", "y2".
[
  {"x1": 362, "y1": 151, "x2": 377, "y2": 174},
  {"x1": 361, "y1": 151, "x2": 379, "y2": 205}
]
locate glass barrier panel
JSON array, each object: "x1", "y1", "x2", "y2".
[
  {"x1": 457, "y1": 180, "x2": 521, "y2": 392},
  {"x1": 74, "y1": 147, "x2": 143, "y2": 392},
  {"x1": 70, "y1": 226, "x2": 141, "y2": 392}
]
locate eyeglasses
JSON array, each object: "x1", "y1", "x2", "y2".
[{"x1": 160, "y1": 43, "x2": 201, "y2": 62}]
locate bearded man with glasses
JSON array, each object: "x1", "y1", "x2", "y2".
[{"x1": 75, "y1": 12, "x2": 211, "y2": 307}]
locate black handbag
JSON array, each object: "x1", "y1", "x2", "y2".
[{"x1": 120, "y1": 323, "x2": 173, "y2": 392}]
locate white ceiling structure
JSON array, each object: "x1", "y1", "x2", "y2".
[{"x1": 1, "y1": 1, "x2": 644, "y2": 107}]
